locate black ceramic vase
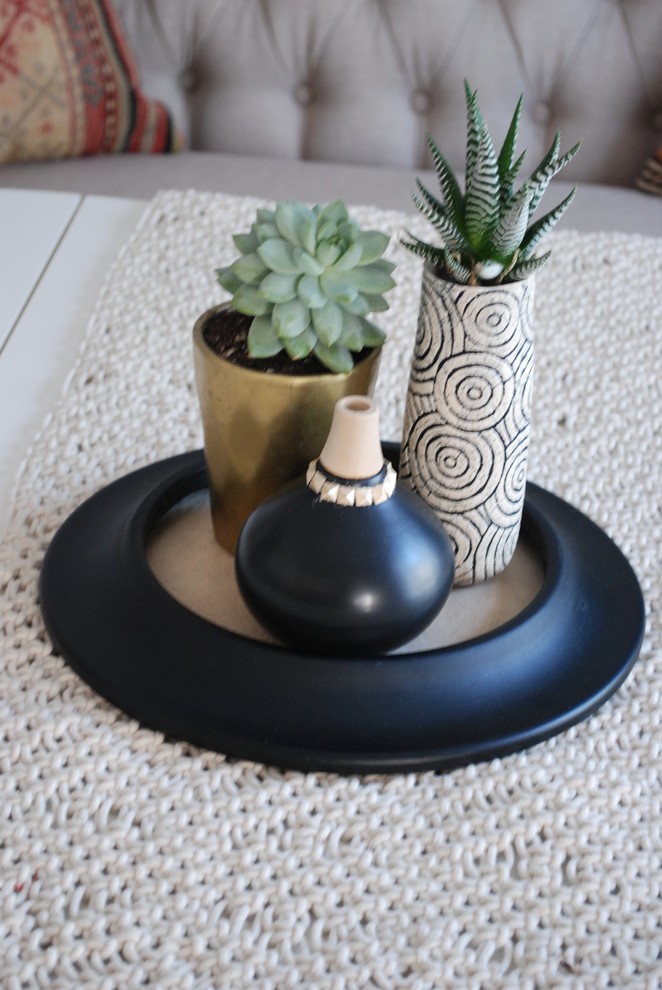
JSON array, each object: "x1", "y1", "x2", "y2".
[{"x1": 235, "y1": 396, "x2": 455, "y2": 655}]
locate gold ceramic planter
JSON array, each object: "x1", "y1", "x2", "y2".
[{"x1": 193, "y1": 305, "x2": 382, "y2": 553}]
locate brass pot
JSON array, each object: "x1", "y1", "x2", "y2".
[{"x1": 193, "y1": 305, "x2": 382, "y2": 553}]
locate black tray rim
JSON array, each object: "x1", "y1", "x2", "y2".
[{"x1": 39, "y1": 447, "x2": 646, "y2": 774}]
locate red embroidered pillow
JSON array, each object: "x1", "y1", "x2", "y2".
[
  {"x1": 0, "y1": 0, "x2": 181, "y2": 163},
  {"x1": 636, "y1": 147, "x2": 662, "y2": 197}
]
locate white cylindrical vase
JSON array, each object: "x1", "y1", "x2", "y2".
[{"x1": 399, "y1": 265, "x2": 535, "y2": 586}]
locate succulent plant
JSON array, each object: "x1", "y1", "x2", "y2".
[
  {"x1": 216, "y1": 200, "x2": 395, "y2": 374},
  {"x1": 402, "y1": 81, "x2": 580, "y2": 285}
]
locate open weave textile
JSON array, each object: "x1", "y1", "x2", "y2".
[{"x1": 1, "y1": 189, "x2": 661, "y2": 989}]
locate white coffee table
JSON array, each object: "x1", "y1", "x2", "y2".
[{"x1": 0, "y1": 189, "x2": 146, "y2": 535}]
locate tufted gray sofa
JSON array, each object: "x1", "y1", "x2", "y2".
[{"x1": 2, "y1": 0, "x2": 661, "y2": 234}]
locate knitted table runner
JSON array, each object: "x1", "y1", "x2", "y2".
[{"x1": 1, "y1": 190, "x2": 660, "y2": 989}]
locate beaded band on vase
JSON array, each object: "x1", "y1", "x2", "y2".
[{"x1": 306, "y1": 459, "x2": 397, "y2": 506}]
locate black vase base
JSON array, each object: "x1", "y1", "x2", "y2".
[
  {"x1": 39, "y1": 448, "x2": 646, "y2": 775},
  {"x1": 148, "y1": 490, "x2": 544, "y2": 654}
]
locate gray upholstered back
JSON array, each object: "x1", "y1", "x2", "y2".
[{"x1": 117, "y1": 0, "x2": 662, "y2": 187}]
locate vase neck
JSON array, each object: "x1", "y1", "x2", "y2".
[{"x1": 318, "y1": 396, "x2": 384, "y2": 480}]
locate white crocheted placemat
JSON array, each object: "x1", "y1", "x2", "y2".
[{"x1": 1, "y1": 189, "x2": 660, "y2": 989}]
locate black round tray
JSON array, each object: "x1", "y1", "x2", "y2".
[{"x1": 39, "y1": 447, "x2": 645, "y2": 774}]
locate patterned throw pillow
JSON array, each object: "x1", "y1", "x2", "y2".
[
  {"x1": 636, "y1": 147, "x2": 662, "y2": 196},
  {"x1": 0, "y1": 0, "x2": 181, "y2": 163}
]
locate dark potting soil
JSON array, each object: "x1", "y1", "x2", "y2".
[
  {"x1": 203, "y1": 309, "x2": 326, "y2": 375},
  {"x1": 203, "y1": 309, "x2": 370, "y2": 377}
]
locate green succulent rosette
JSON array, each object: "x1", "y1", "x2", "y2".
[{"x1": 217, "y1": 200, "x2": 395, "y2": 373}]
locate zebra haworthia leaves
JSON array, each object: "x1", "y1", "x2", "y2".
[{"x1": 402, "y1": 81, "x2": 580, "y2": 285}]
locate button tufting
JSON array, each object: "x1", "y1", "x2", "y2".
[
  {"x1": 532, "y1": 100, "x2": 553, "y2": 125},
  {"x1": 411, "y1": 89, "x2": 431, "y2": 115},
  {"x1": 179, "y1": 68, "x2": 199, "y2": 93},
  {"x1": 294, "y1": 81, "x2": 315, "y2": 107}
]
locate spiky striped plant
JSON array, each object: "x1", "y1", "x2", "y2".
[{"x1": 402, "y1": 82, "x2": 580, "y2": 285}]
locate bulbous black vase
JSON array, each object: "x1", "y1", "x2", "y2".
[{"x1": 235, "y1": 397, "x2": 455, "y2": 655}]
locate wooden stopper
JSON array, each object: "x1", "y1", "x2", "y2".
[{"x1": 318, "y1": 396, "x2": 384, "y2": 480}]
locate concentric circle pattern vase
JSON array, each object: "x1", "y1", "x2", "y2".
[{"x1": 399, "y1": 265, "x2": 535, "y2": 586}]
